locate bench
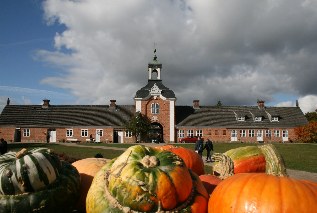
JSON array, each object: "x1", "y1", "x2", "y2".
[
  {"x1": 85, "y1": 138, "x2": 102, "y2": 143},
  {"x1": 66, "y1": 138, "x2": 79, "y2": 143}
]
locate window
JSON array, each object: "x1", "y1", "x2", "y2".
[
  {"x1": 223, "y1": 130, "x2": 227, "y2": 135},
  {"x1": 178, "y1": 130, "x2": 185, "y2": 138},
  {"x1": 265, "y1": 130, "x2": 271, "y2": 137},
  {"x1": 274, "y1": 130, "x2": 280, "y2": 137},
  {"x1": 248, "y1": 129, "x2": 255, "y2": 137},
  {"x1": 237, "y1": 116, "x2": 245, "y2": 121},
  {"x1": 187, "y1": 130, "x2": 194, "y2": 137},
  {"x1": 97, "y1": 129, "x2": 103, "y2": 136},
  {"x1": 282, "y1": 130, "x2": 288, "y2": 137},
  {"x1": 151, "y1": 103, "x2": 159, "y2": 114},
  {"x1": 240, "y1": 130, "x2": 246, "y2": 137},
  {"x1": 81, "y1": 129, "x2": 88, "y2": 137},
  {"x1": 23, "y1": 128, "x2": 30, "y2": 137},
  {"x1": 231, "y1": 130, "x2": 237, "y2": 137},
  {"x1": 66, "y1": 129, "x2": 73, "y2": 137},
  {"x1": 272, "y1": 116, "x2": 279, "y2": 122},
  {"x1": 196, "y1": 130, "x2": 203, "y2": 137},
  {"x1": 215, "y1": 130, "x2": 219, "y2": 135},
  {"x1": 255, "y1": 117, "x2": 262, "y2": 122},
  {"x1": 125, "y1": 131, "x2": 132, "y2": 138}
]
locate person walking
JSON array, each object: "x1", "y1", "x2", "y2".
[
  {"x1": 0, "y1": 138, "x2": 8, "y2": 155},
  {"x1": 195, "y1": 136, "x2": 204, "y2": 157},
  {"x1": 204, "y1": 139, "x2": 214, "y2": 162}
]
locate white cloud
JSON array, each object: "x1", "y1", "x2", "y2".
[
  {"x1": 37, "y1": 0, "x2": 317, "y2": 110},
  {"x1": 298, "y1": 95, "x2": 317, "y2": 113}
]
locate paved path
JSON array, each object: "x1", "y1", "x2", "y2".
[{"x1": 56, "y1": 142, "x2": 317, "y2": 182}]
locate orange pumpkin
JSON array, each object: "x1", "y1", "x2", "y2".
[
  {"x1": 208, "y1": 173, "x2": 317, "y2": 213},
  {"x1": 86, "y1": 145, "x2": 209, "y2": 212},
  {"x1": 156, "y1": 145, "x2": 205, "y2": 175},
  {"x1": 199, "y1": 174, "x2": 222, "y2": 195},
  {"x1": 72, "y1": 158, "x2": 107, "y2": 212}
]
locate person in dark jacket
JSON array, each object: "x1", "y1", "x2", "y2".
[
  {"x1": 204, "y1": 139, "x2": 214, "y2": 162},
  {"x1": 0, "y1": 138, "x2": 8, "y2": 154},
  {"x1": 194, "y1": 136, "x2": 204, "y2": 157}
]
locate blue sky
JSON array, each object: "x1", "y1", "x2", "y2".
[
  {"x1": 0, "y1": 0, "x2": 74, "y2": 107},
  {"x1": 1, "y1": 0, "x2": 317, "y2": 113}
]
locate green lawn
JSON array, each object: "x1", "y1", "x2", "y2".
[{"x1": 7, "y1": 142, "x2": 317, "y2": 173}]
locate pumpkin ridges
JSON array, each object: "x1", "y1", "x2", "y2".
[
  {"x1": 233, "y1": 155, "x2": 266, "y2": 173},
  {"x1": 87, "y1": 145, "x2": 209, "y2": 213},
  {"x1": 208, "y1": 173, "x2": 317, "y2": 213}
]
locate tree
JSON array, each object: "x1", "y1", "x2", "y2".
[
  {"x1": 305, "y1": 111, "x2": 317, "y2": 122},
  {"x1": 294, "y1": 121, "x2": 317, "y2": 143},
  {"x1": 125, "y1": 112, "x2": 151, "y2": 142}
]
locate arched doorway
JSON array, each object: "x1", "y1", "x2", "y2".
[{"x1": 148, "y1": 122, "x2": 163, "y2": 143}]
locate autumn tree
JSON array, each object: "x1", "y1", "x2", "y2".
[
  {"x1": 294, "y1": 121, "x2": 317, "y2": 143},
  {"x1": 305, "y1": 111, "x2": 317, "y2": 122},
  {"x1": 125, "y1": 111, "x2": 151, "y2": 142}
]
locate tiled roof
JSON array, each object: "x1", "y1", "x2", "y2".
[
  {"x1": 0, "y1": 104, "x2": 307, "y2": 129},
  {"x1": 0, "y1": 105, "x2": 135, "y2": 127},
  {"x1": 176, "y1": 106, "x2": 308, "y2": 128},
  {"x1": 135, "y1": 80, "x2": 176, "y2": 99}
]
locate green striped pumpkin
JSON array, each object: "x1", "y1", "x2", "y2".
[{"x1": 0, "y1": 148, "x2": 80, "y2": 213}]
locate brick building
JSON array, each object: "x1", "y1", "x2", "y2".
[{"x1": 0, "y1": 52, "x2": 308, "y2": 143}]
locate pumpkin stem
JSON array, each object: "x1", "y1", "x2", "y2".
[
  {"x1": 16, "y1": 148, "x2": 28, "y2": 159},
  {"x1": 141, "y1": 155, "x2": 159, "y2": 168},
  {"x1": 211, "y1": 153, "x2": 234, "y2": 180},
  {"x1": 258, "y1": 144, "x2": 288, "y2": 177}
]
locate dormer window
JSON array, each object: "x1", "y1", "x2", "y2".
[
  {"x1": 237, "y1": 116, "x2": 245, "y2": 121},
  {"x1": 272, "y1": 116, "x2": 279, "y2": 122},
  {"x1": 254, "y1": 117, "x2": 262, "y2": 122}
]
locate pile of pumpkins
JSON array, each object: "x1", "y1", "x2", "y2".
[{"x1": 1, "y1": 144, "x2": 316, "y2": 213}]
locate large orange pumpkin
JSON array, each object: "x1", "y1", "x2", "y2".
[
  {"x1": 208, "y1": 173, "x2": 317, "y2": 213},
  {"x1": 156, "y1": 144, "x2": 205, "y2": 175},
  {"x1": 72, "y1": 158, "x2": 107, "y2": 212},
  {"x1": 86, "y1": 145, "x2": 209, "y2": 212}
]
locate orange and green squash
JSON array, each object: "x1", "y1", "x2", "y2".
[
  {"x1": 212, "y1": 144, "x2": 287, "y2": 179},
  {"x1": 0, "y1": 148, "x2": 80, "y2": 213},
  {"x1": 86, "y1": 145, "x2": 208, "y2": 212},
  {"x1": 156, "y1": 144, "x2": 205, "y2": 175},
  {"x1": 72, "y1": 157, "x2": 107, "y2": 212},
  {"x1": 208, "y1": 173, "x2": 317, "y2": 213}
]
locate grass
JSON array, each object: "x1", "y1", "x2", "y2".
[{"x1": 7, "y1": 142, "x2": 317, "y2": 173}]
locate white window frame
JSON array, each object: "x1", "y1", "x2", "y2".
[
  {"x1": 97, "y1": 129, "x2": 103, "y2": 137},
  {"x1": 272, "y1": 116, "x2": 279, "y2": 122},
  {"x1": 195, "y1": 130, "x2": 203, "y2": 137},
  {"x1": 237, "y1": 116, "x2": 245, "y2": 121},
  {"x1": 125, "y1": 130, "x2": 132, "y2": 138},
  {"x1": 254, "y1": 117, "x2": 262, "y2": 122},
  {"x1": 187, "y1": 130, "x2": 194, "y2": 137},
  {"x1": 240, "y1": 130, "x2": 246, "y2": 137},
  {"x1": 66, "y1": 129, "x2": 73, "y2": 137},
  {"x1": 265, "y1": 130, "x2": 271, "y2": 137},
  {"x1": 282, "y1": 130, "x2": 288, "y2": 137},
  {"x1": 151, "y1": 103, "x2": 160, "y2": 114},
  {"x1": 23, "y1": 128, "x2": 30, "y2": 137},
  {"x1": 274, "y1": 130, "x2": 280, "y2": 137},
  {"x1": 249, "y1": 129, "x2": 255, "y2": 137},
  {"x1": 178, "y1": 130, "x2": 185, "y2": 138},
  {"x1": 231, "y1": 130, "x2": 238, "y2": 137},
  {"x1": 81, "y1": 129, "x2": 88, "y2": 137}
]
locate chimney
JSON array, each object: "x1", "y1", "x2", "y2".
[
  {"x1": 109, "y1": 100, "x2": 116, "y2": 109},
  {"x1": 42, "y1": 99, "x2": 50, "y2": 108},
  {"x1": 296, "y1": 100, "x2": 299, "y2": 107},
  {"x1": 6, "y1": 98, "x2": 10, "y2": 105},
  {"x1": 193, "y1": 100, "x2": 200, "y2": 109},
  {"x1": 257, "y1": 100, "x2": 265, "y2": 109}
]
